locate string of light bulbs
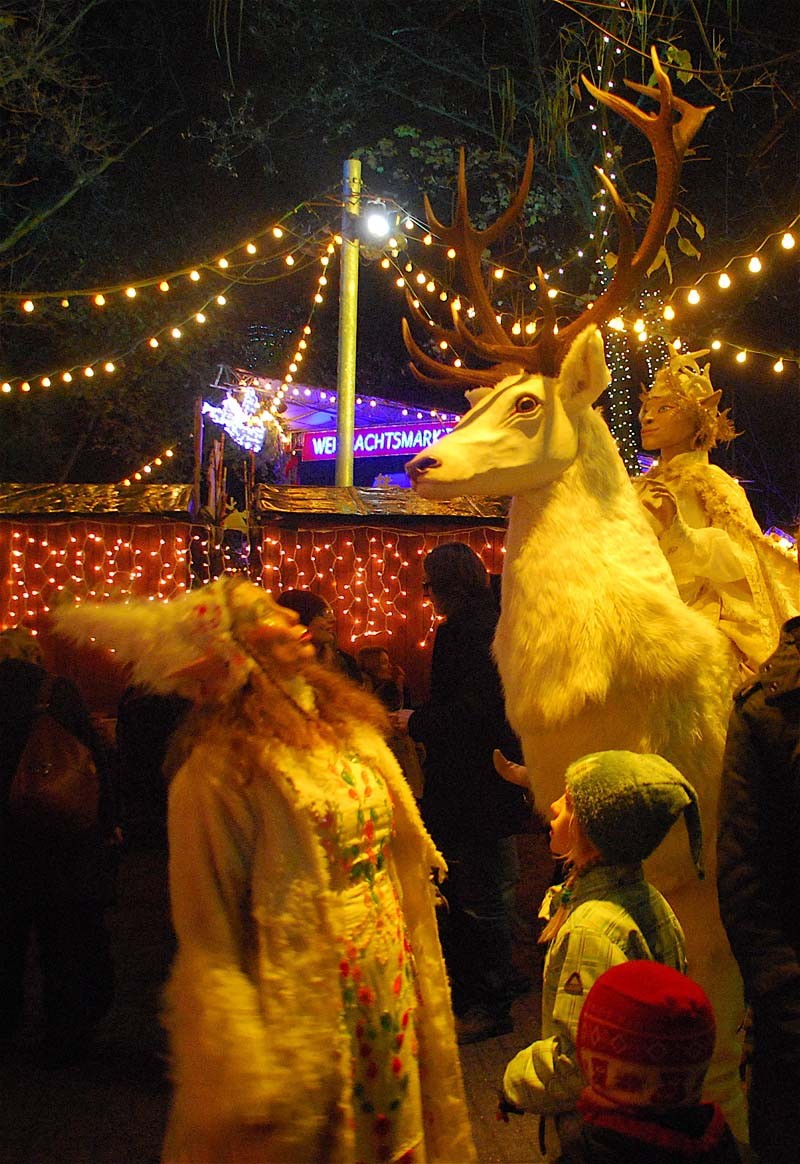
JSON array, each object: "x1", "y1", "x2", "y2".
[
  {"x1": 1, "y1": 227, "x2": 339, "y2": 395},
  {"x1": 119, "y1": 444, "x2": 178, "y2": 488}
]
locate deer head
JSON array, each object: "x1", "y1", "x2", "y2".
[
  {"x1": 403, "y1": 49, "x2": 712, "y2": 493},
  {"x1": 406, "y1": 325, "x2": 610, "y2": 498}
]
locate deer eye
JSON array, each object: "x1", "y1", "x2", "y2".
[{"x1": 515, "y1": 395, "x2": 541, "y2": 415}]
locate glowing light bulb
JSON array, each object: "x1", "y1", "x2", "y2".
[
  {"x1": 159, "y1": 281, "x2": 170, "y2": 292},
  {"x1": 189, "y1": 270, "x2": 200, "y2": 281},
  {"x1": 493, "y1": 268, "x2": 505, "y2": 280},
  {"x1": 246, "y1": 243, "x2": 257, "y2": 254},
  {"x1": 781, "y1": 232, "x2": 795, "y2": 250},
  {"x1": 711, "y1": 340, "x2": 722, "y2": 350},
  {"x1": 633, "y1": 318, "x2": 645, "y2": 333},
  {"x1": 125, "y1": 287, "x2": 137, "y2": 298},
  {"x1": 195, "y1": 313, "x2": 206, "y2": 323},
  {"x1": 171, "y1": 327, "x2": 182, "y2": 339},
  {"x1": 687, "y1": 289, "x2": 701, "y2": 305},
  {"x1": 149, "y1": 337, "x2": 159, "y2": 348},
  {"x1": 21, "y1": 381, "x2": 30, "y2": 392},
  {"x1": 216, "y1": 295, "x2": 227, "y2": 305},
  {"x1": 94, "y1": 294, "x2": 106, "y2": 306},
  {"x1": 609, "y1": 317, "x2": 624, "y2": 331},
  {"x1": 718, "y1": 273, "x2": 731, "y2": 289},
  {"x1": 84, "y1": 367, "x2": 94, "y2": 377},
  {"x1": 62, "y1": 371, "x2": 73, "y2": 382},
  {"x1": 547, "y1": 288, "x2": 558, "y2": 299},
  {"x1": 1, "y1": 383, "x2": 10, "y2": 393},
  {"x1": 273, "y1": 227, "x2": 284, "y2": 239},
  {"x1": 748, "y1": 256, "x2": 762, "y2": 273},
  {"x1": 22, "y1": 300, "x2": 34, "y2": 313},
  {"x1": 672, "y1": 339, "x2": 682, "y2": 351},
  {"x1": 41, "y1": 377, "x2": 51, "y2": 387},
  {"x1": 774, "y1": 359, "x2": 784, "y2": 373},
  {"x1": 104, "y1": 362, "x2": 115, "y2": 373},
  {"x1": 735, "y1": 350, "x2": 747, "y2": 363},
  {"x1": 218, "y1": 258, "x2": 229, "y2": 269},
  {"x1": 61, "y1": 299, "x2": 69, "y2": 308},
  {"x1": 423, "y1": 234, "x2": 432, "y2": 246}
]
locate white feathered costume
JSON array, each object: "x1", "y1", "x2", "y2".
[{"x1": 54, "y1": 579, "x2": 475, "y2": 1164}]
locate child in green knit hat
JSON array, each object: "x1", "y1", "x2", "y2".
[{"x1": 498, "y1": 750, "x2": 704, "y2": 1162}]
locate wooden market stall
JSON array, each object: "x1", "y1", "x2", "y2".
[{"x1": 0, "y1": 482, "x2": 509, "y2": 710}]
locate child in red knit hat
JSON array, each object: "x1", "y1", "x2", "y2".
[{"x1": 573, "y1": 959, "x2": 739, "y2": 1162}]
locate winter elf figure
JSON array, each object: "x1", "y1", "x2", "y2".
[
  {"x1": 635, "y1": 348, "x2": 798, "y2": 676},
  {"x1": 54, "y1": 577, "x2": 475, "y2": 1164},
  {"x1": 499, "y1": 750, "x2": 706, "y2": 1161}
]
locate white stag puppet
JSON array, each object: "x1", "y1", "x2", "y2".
[{"x1": 403, "y1": 52, "x2": 747, "y2": 1139}]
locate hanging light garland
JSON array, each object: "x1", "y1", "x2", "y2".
[
  {"x1": 119, "y1": 445, "x2": 177, "y2": 488},
  {"x1": 1, "y1": 205, "x2": 342, "y2": 394}
]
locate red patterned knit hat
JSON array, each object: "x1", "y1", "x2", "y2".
[{"x1": 576, "y1": 961, "x2": 715, "y2": 1110}]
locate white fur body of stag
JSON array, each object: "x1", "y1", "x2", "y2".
[{"x1": 406, "y1": 326, "x2": 747, "y2": 1137}]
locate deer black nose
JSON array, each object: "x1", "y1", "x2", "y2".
[{"x1": 405, "y1": 454, "x2": 440, "y2": 481}]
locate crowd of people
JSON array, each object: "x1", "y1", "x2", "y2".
[{"x1": 0, "y1": 353, "x2": 798, "y2": 1164}]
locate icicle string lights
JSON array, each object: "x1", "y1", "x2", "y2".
[{"x1": 1, "y1": 522, "x2": 507, "y2": 697}]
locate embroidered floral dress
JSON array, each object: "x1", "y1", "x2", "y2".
[{"x1": 298, "y1": 749, "x2": 424, "y2": 1164}]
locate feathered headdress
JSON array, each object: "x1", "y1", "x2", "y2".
[
  {"x1": 51, "y1": 576, "x2": 301, "y2": 704},
  {"x1": 640, "y1": 349, "x2": 738, "y2": 451}
]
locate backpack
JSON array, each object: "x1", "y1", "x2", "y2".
[{"x1": 9, "y1": 674, "x2": 100, "y2": 832}]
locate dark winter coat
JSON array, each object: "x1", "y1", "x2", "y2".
[
  {"x1": 408, "y1": 593, "x2": 527, "y2": 850},
  {"x1": 568, "y1": 1103, "x2": 740, "y2": 1163},
  {"x1": 717, "y1": 615, "x2": 800, "y2": 1009},
  {"x1": 0, "y1": 658, "x2": 117, "y2": 903},
  {"x1": 717, "y1": 615, "x2": 800, "y2": 1160}
]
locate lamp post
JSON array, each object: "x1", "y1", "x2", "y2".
[{"x1": 335, "y1": 158, "x2": 362, "y2": 486}]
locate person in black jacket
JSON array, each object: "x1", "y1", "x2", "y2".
[
  {"x1": 0, "y1": 628, "x2": 118, "y2": 1066},
  {"x1": 408, "y1": 543, "x2": 528, "y2": 1043},
  {"x1": 717, "y1": 612, "x2": 800, "y2": 1164}
]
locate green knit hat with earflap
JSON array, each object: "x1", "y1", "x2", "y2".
[{"x1": 565, "y1": 751, "x2": 704, "y2": 878}]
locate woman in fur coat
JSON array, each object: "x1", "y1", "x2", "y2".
[{"x1": 54, "y1": 578, "x2": 475, "y2": 1164}]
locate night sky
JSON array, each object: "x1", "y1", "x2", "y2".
[{"x1": 2, "y1": 0, "x2": 798, "y2": 523}]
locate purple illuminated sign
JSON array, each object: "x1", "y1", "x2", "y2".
[{"x1": 302, "y1": 422, "x2": 456, "y2": 462}]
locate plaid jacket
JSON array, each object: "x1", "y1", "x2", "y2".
[{"x1": 503, "y1": 863, "x2": 687, "y2": 1115}]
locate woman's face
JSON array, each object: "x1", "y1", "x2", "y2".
[
  {"x1": 422, "y1": 574, "x2": 447, "y2": 617},
  {"x1": 248, "y1": 606, "x2": 317, "y2": 672},
  {"x1": 307, "y1": 603, "x2": 336, "y2": 648},
  {"x1": 638, "y1": 394, "x2": 696, "y2": 456}
]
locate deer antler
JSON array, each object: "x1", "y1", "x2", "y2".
[{"x1": 404, "y1": 48, "x2": 713, "y2": 387}]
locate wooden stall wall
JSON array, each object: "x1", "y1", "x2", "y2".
[
  {"x1": 256, "y1": 523, "x2": 507, "y2": 704},
  {"x1": 0, "y1": 518, "x2": 196, "y2": 712},
  {"x1": 1, "y1": 517, "x2": 507, "y2": 711}
]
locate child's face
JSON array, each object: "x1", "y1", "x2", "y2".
[{"x1": 548, "y1": 792, "x2": 573, "y2": 858}]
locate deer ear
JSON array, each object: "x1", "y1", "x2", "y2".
[
  {"x1": 558, "y1": 327, "x2": 611, "y2": 414},
  {"x1": 464, "y1": 386, "x2": 493, "y2": 409}
]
